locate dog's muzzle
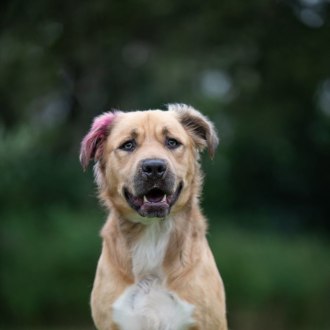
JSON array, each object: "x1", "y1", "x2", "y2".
[{"x1": 123, "y1": 158, "x2": 183, "y2": 218}]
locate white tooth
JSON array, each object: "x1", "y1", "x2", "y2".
[
  {"x1": 161, "y1": 195, "x2": 167, "y2": 202},
  {"x1": 144, "y1": 196, "x2": 148, "y2": 203}
]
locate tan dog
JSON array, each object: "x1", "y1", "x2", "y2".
[{"x1": 80, "y1": 104, "x2": 227, "y2": 330}]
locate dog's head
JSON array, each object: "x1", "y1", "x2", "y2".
[{"x1": 80, "y1": 104, "x2": 218, "y2": 222}]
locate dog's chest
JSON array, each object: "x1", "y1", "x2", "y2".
[
  {"x1": 131, "y1": 220, "x2": 172, "y2": 279},
  {"x1": 114, "y1": 220, "x2": 195, "y2": 330}
]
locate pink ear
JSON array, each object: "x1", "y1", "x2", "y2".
[{"x1": 80, "y1": 112, "x2": 116, "y2": 170}]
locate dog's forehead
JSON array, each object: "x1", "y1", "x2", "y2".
[{"x1": 111, "y1": 110, "x2": 187, "y2": 140}]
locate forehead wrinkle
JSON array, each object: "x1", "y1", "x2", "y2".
[
  {"x1": 131, "y1": 128, "x2": 138, "y2": 139},
  {"x1": 118, "y1": 128, "x2": 138, "y2": 142},
  {"x1": 141, "y1": 112, "x2": 179, "y2": 142},
  {"x1": 143, "y1": 112, "x2": 156, "y2": 142},
  {"x1": 162, "y1": 124, "x2": 183, "y2": 140},
  {"x1": 162, "y1": 126, "x2": 169, "y2": 136}
]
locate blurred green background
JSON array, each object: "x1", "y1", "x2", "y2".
[{"x1": 1, "y1": 0, "x2": 330, "y2": 329}]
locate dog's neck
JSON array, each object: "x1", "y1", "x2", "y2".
[
  {"x1": 130, "y1": 219, "x2": 173, "y2": 281},
  {"x1": 101, "y1": 204, "x2": 206, "y2": 284}
]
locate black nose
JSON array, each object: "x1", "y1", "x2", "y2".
[{"x1": 142, "y1": 159, "x2": 167, "y2": 179}]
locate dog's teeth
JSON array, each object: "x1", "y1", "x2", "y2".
[
  {"x1": 161, "y1": 195, "x2": 166, "y2": 202},
  {"x1": 143, "y1": 196, "x2": 148, "y2": 203}
]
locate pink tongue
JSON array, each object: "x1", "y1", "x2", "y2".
[{"x1": 145, "y1": 190, "x2": 165, "y2": 203}]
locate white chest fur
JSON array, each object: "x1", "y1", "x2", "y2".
[
  {"x1": 131, "y1": 219, "x2": 172, "y2": 280},
  {"x1": 112, "y1": 276, "x2": 195, "y2": 330},
  {"x1": 112, "y1": 220, "x2": 195, "y2": 330}
]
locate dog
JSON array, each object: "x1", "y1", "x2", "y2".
[{"x1": 80, "y1": 104, "x2": 227, "y2": 330}]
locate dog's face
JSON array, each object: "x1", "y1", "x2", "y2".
[{"x1": 80, "y1": 104, "x2": 218, "y2": 222}]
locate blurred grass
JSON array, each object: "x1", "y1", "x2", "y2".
[
  {"x1": 1, "y1": 208, "x2": 329, "y2": 329},
  {"x1": 1, "y1": 207, "x2": 102, "y2": 327},
  {"x1": 209, "y1": 222, "x2": 330, "y2": 330}
]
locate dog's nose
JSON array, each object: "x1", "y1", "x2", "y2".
[{"x1": 142, "y1": 159, "x2": 167, "y2": 179}]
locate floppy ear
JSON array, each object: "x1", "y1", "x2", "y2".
[
  {"x1": 79, "y1": 112, "x2": 116, "y2": 170},
  {"x1": 168, "y1": 104, "x2": 219, "y2": 158}
]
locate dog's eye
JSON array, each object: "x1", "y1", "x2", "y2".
[
  {"x1": 166, "y1": 138, "x2": 181, "y2": 149},
  {"x1": 119, "y1": 140, "x2": 136, "y2": 152}
]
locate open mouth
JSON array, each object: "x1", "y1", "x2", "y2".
[{"x1": 123, "y1": 182, "x2": 183, "y2": 218}]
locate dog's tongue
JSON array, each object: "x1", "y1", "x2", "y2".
[{"x1": 145, "y1": 189, "x2": 166, "y2": 203}]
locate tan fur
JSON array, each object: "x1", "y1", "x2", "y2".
[{"x1": 81, "y1": 105, "x2": 227, "y2": 330}]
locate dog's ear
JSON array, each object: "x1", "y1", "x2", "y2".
[
  {"x1": 79, "y1": 112, "x2": 116, "y2": 170},
  {"x1": 169, "y1": 104, "x2": 219, "y2": 158}
]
